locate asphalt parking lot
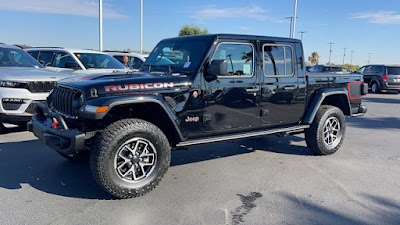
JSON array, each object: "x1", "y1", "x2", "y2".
[{"x1": 0, "y1": 93, "x2": 399, "y2": 225}]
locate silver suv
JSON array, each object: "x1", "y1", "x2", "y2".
[
  {"x1": 26, "y1": 48, "x2": 130, "y2": 75},
  {"x1": 0, "y1": 44, "x2": 69, "y2": 131}
]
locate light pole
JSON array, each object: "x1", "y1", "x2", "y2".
[
  {"x1": 298, "y1": 31, "x2": 307, "y2": 41},
  {"x1": 328, "y1": 42, "x2": 334, "y2": 65},
  {"x1": 99, "y1": 0, "x2": 103, "y2": 51},
  {"x1": 285, "y1": 17, "x2": 293, "y2": 38},
  {"x1": 140, "y1": 0, "x2": 143, "y2": 53},
  {"x1": 342, "y1": 48, "x2": 346, "y2": 65},
  {"x1": 350, "y1": 51, "x2": 354, "y2": 67},
  {"x1": 292, "y1": 0, "x2": 298, "y2": 38},
  {"x1": 368, "y1": 53, "x2": 372, "y2": 64}
]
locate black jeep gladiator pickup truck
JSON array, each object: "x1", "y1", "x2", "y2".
[{"x1": 28, "y1": 34, "x2": 368, "y2": 198}]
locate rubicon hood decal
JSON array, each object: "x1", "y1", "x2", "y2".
[{"x1": 105, "y1": 82, "x2": 175, "y2": 92}]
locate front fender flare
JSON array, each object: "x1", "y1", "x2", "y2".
[{"x1": 80, "y1": 94, "x2": 184, "y2": 141}]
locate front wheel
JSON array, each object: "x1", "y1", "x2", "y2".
[
  {"x1": 90, "y1": 119, "x2": 171, "y2": 198},
  {"x1": 305, "y1": 105, "x2": 346, "y2": 155}
]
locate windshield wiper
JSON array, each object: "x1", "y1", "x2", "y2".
[{"x1": 157, "y1": 65, "x2": 176, "y2": 75}]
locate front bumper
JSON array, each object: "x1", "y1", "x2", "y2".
[{"x1": 27, "y1": 103, "x2": 86, "y2": 154}]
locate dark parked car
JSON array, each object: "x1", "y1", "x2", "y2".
[
  {"x1": 308, "y1": 65, "x2": 344, "y2": 73},
  {"x1": 356, "y1": 65, "x2": 400, "y2": 93},
  {"x1": 28, "y1": 34, "x2": 367, "y2": 198}
]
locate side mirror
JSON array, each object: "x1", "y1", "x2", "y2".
[
  {"x1": 64, "y1": 62, "x2": 81, "y2": 70},
  {"x1": 208, "y1": 59, "x2": 228, "y2": 76}
]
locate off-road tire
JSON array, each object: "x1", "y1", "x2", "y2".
[
  {"x1": 90, "y1": 119, "x2": 171, "y2": 199},
  {"x1": 305, "y1": 105, "x2": 346, "y2": 155}
]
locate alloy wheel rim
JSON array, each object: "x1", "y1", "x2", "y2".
[
  {"x1": 372, "y1": 83, "x2": 377, "y2": 93},
  {"x1": 114, "y1": 137, "x2": 157, "y2": 183},
  {"x1": 323, "y1": 117, "x2": 341, "y2": 148}
]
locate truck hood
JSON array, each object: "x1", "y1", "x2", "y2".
[
  {"x1": 58, "y1": 71, "x2": 192, "y2": 96},
  {"x1": 0, "y1": 67, "x2": 71, "y2": 82}
]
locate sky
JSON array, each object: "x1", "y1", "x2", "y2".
[{"x1": 0, "y1": 0, "x2": 399, "y2": 66}]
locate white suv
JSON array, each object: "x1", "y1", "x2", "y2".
[
  {"x1": 26, "y1": 48, "x2": 131, "y2": 75},
  {"x1": 0, "y1": 44, "x2": 70, "y2": 131}
]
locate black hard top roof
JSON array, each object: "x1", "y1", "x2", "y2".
[{"x1": 163, "y1": 33, "x2": 301, "y2": 43}]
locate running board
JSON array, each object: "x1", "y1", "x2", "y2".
[{"x1": 176, "y1": 125, "x2": 309, "y2": 147}]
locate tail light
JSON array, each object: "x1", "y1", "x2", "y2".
[
  {"x1": 362, "y1": 83, "x2": 368, "y2": 95},
  {"x1": 382, "y1": 75, "x2": 388, "y2": 82}
]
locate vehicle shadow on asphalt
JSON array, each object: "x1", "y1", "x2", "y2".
[
  {"x1": 363, "y1": 97, "x2": 400, "y2": 104},
  {"x1": 171, "y1": 135, "x2": 314, "y2": 167},
  {"x1": 278, "y1": 193, "x2": 400, "y2": 224},
  {"x1": 0, "y1": 134, "x2": 313, "y2": 199},
  {"x1": 347, "y1": 116, "x2": 400, "y2": 130},
  {"x1": 0, "y1": 140, "x2": 112, "y2": 199}
]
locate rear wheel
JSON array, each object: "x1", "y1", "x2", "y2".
[
  {"x1": 305, "y1": 105, "x2": 346, "y2": 155},
  {"x1": 371, "y1": 82, "x2": 380, "y2": 93},
  {"x1": 90, "y1": 119, "x2": 171, "y2": 198}
]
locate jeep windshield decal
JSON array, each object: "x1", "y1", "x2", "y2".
[{"x1": 105, "y1": 82, "x2": 175, "y2": 92}]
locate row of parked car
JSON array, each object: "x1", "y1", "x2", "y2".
[
  {"x1": 0, "y1": 43, "x2": 148, "y2": 131},
  {"x1": 307, "y1": 64, "x2": 400, "y2": 93}
]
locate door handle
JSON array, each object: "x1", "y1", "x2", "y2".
[
  {"x1": 246, "y1": 87, "x2": 259, "y2": 92},
  {"x1": 283, "y1": 85, "x2": 296, "y2": 91}
]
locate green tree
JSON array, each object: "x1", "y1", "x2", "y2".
[
  {"x1": 179, "y1": 25, "x2": 208, "y2": 36},
  {"x1": 308, "y1": 51, "x2": 319, "y2": 65}
]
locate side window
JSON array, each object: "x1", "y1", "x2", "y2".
[
  {"x1": 264, "y1": 45, "x2": 294, "y2": 76},
  {"x1": 356, "y1": 66, "x2": 365, "y2": 74},
  {"x1": 38, "y1": 51, "x2": 55, "y2": 67},
  {"x1": 364, "y1": 66, "x2": 373, "y2": 73},
  {"x1": 132, "y1": 57, "x2": 144, "y2": 69},
  {"x1": 27, "y1": 51, "x2": 39, "y2": 60},
  {"x1": 53, "y1": 52, "x2": 76, "y2": 68},
  {"x1": 212, "y1": 43, "x2": 253, "y2": 77}
]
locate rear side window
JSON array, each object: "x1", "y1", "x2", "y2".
[
  {"x1": 387, "y1": 67, "x2": 400, "y2": 75},
  {"x1": 212, "y1": 43, "x2": 254, "y2": 77},
  {"x1": 264, "y1": 45, "x2": 294, "y2": 76}
]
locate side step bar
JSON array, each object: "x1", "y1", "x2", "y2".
[{"x1": 176, "y1": 125, "x2": 310, "y2": 147}]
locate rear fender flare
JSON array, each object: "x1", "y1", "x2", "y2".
[{"x1": 303, "y1": 88, "x2": 351, "y2": 124}]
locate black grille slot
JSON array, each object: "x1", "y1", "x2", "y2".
[
  {"x1": 2, "y1": 102, "x2": 22, "y2": 110},
  {"x1": 27, "y1": 81, "x2": 56, "y2": 93},
  {"x1": 26, "y1": 100, "x2": 47, "y2": 114},
  {"x1": 52, "y1": 86, "x2": 82, "y2": 118}
]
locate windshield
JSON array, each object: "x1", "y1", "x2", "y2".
[
  {"x1": 74, "y1": 53, "x2": 125, "y2": 69},
  {"x1": 0, "y1": 47, "x2": 43, "y2": 68},
  {"x1": 143, "y1": 37, "x2": 213, "y2": 73},
  {"x1": 324, "y1": 66, "x2": 343, "y2": 72},
  {"x1": 387, "y1": 67, "x2": 400, "y2": 75}
]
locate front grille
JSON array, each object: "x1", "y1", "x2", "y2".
[
  {"x1": 52, "y1": 86, "x2": 82, "y2": 118},
  {"x1": 26, "y1": 100, "x2": 47, "y2": 114},
  {"x1": 27, "y1": 81, "x2": 56, "y2": 93},
  {"x1": 2, "y1": 102, "x2": 22, "y2": 110}
]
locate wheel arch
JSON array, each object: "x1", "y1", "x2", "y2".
[
  {"x1": 303, "y1": 88, "x2": 351, "y2": 124},
  {"x1": 87, "y1": 95, "x2": 185, "y2": 146}
]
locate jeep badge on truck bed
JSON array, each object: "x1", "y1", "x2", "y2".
[{"x1": 28, "y1": 34, "x2": 368, "y2": 198}]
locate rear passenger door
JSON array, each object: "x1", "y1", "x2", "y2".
[{"x1": 259, "y1": 43, "x2": 305, "y2": 127}]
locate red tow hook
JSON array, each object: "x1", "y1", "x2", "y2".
[{"x1": 52, "y1": 121, "x2": 59, "y2": 129}]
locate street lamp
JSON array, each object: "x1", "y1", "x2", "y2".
[
  {"x1": 298, "y1": 31, "x2": 307, "y2": 41},
  {"x1": 328, "y1": 42, "x2": 334, "y2": 65},
  {"x1": 292, "y1": 0, "x2": 298, "y2": 38},
  {"x1": 285, "y1": 17, "x2": 293, "y2": 38},
  {"x1": 99, "y1": 0, "x2": 103, "y2": 51},
  {"x1": 140, "y1": 0, "x2": 143, "y2": 53}
]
